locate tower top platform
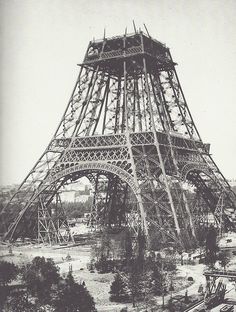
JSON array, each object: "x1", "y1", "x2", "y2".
[{"x1": 82, "y1": 32, "x2": 175, "y2": 75}]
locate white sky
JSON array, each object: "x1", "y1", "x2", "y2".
[{"x1": 0, "y1": 0, "x2": 236, "y2": 185}]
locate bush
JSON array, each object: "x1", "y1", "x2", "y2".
[
  {"x1": 110, "y1": 272, "x2": 130, "y2": 303},
  {"x1": 187, "y1": 276, "x2": 194, "y2": 281},
  {"x1": 95, "y1": 255, "x2": 116, "y2": 273},
  {"x1": 4, "y1": 293, "x2": 35, "y2": 312},
  {"x1": 0, "y1": 261, "x2": 18, "y2": 286}
]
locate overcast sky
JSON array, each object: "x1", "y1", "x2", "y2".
[{"x1": 0, "y1": 0, "x2": 236, "y2": 185}]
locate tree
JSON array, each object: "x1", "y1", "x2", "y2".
[
  {"x1": 0, "y1": 261, "x2": 18, "y2": 286},
  {"x1": 205, "y1": 226, "x2": 218, "y2": 267},
  {"x1": 4, "y1": 294, "x2": 35, "y2": 312},
  {"x1": 124, "y1": 230, "x2": 133, "y2": 262},
  {"x1": 52, "y1": 272, "x2": 97, "y2": 312},
  {"x1": 62, "y1": 199, "x2": 92, "y2": 219},
  {"x1": 92, "y1": 232, "x2": 112, "y2": 270},
  {"x1": 100, "y1": 232, "x2": 112, "y2": 258},
  {"x1": 136, "y1": 229, "x2": 146, "y2": 272},
  {"x1": 127, "y1": 259, "x2": 147, "y2": 308},
  {"x1": 164, "y1": 258, "x2": 177, "y2": 273},
  {"x1": 70, "y1": 209, "x2": 83, "y2": 220},
  {"x1": 150, "y1": 264, "x2": 163, "y2": 296},
  {"x1": 218, "y1": 251, "x2": 230, "y2": 271},
  {"x1": 146, "y1": 252, "x2": 175, "y2": 308},
  {"x1": 110, "y1": 272, "x2": 130, "y2": 302},
  {"x1": 0, "y1": 261, "x2": 19, "y2": 311},
  {"x1": 22, "y1": 256, "x2": 60, "y2": 304},
  {"x1": 128, "y1": 270, "x2": 141, "y2": 307},
  {"x1": 95, "y1": 254, "x2": 110, "y2": 273}
]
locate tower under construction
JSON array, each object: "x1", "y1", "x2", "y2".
[{"x1": 1, "y1": 29, "x2": 235, "y2": 249}]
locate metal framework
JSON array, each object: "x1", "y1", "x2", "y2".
[{"x1": 1, "y1": 29, "x2": 236, "y2": 248}]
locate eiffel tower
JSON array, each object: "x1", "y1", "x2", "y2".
[{"x1": 1, "y1": 28, "x2": 236, "y2": 249}]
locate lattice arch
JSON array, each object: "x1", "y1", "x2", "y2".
[{"x1": 47, "y1": 161, "x2": 138, "y2": 196}]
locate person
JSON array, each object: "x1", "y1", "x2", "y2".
[
  {"x1": 198, "y1": 283, "x2": 204, "y2": 294},
  {"x1": 8, "y1": 245, "x2": 13, "y2": 254},
  {"x1": 184, "y1": 289, "x2": 188, "y2": 303}
]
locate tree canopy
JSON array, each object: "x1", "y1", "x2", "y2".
[
  {"x1": 52, "y1": 272, "x2": 97, "y2": 312},
  {"x1": 2, "y1": 257, "x2": 97, "y2": 312},
  {"x1": 22, "y1": 256, "x2": 60, "y2": 304},
  {"x1": 0, "y1": 261, "x2": 18, "y2": 286}
]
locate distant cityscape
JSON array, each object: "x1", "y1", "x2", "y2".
[{"x1": 0, "y1": 183, "x2": 93, "y2": 205}]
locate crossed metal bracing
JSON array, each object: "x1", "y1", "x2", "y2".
[
  {"x1": 1, "y1": 30, "x2": 236, "y2": 248},
  {"x1": 37, "y1": 193, "x2": 72, "y2": 245},
  {"x1": 87, "y1": 173, "x2": 130, "y2": 230}
]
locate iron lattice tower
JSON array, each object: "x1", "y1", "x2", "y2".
[{"x1": 1, "y1": 30, "x2": 236, "y2": 248}]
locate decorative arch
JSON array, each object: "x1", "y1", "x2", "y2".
[
  {"x1": 44, "y1": 161, "x2": 138, "y2": 197},
  {"x1": 181, "y1": 163, "x2": 211, "y2": 181},
  {"x1": 6, "y1": 161, "x2": 138, "y2": 240}
]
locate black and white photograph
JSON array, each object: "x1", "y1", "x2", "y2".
[{"x1": 0, "y1": 1, "x2": 236, "y2": 311}]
